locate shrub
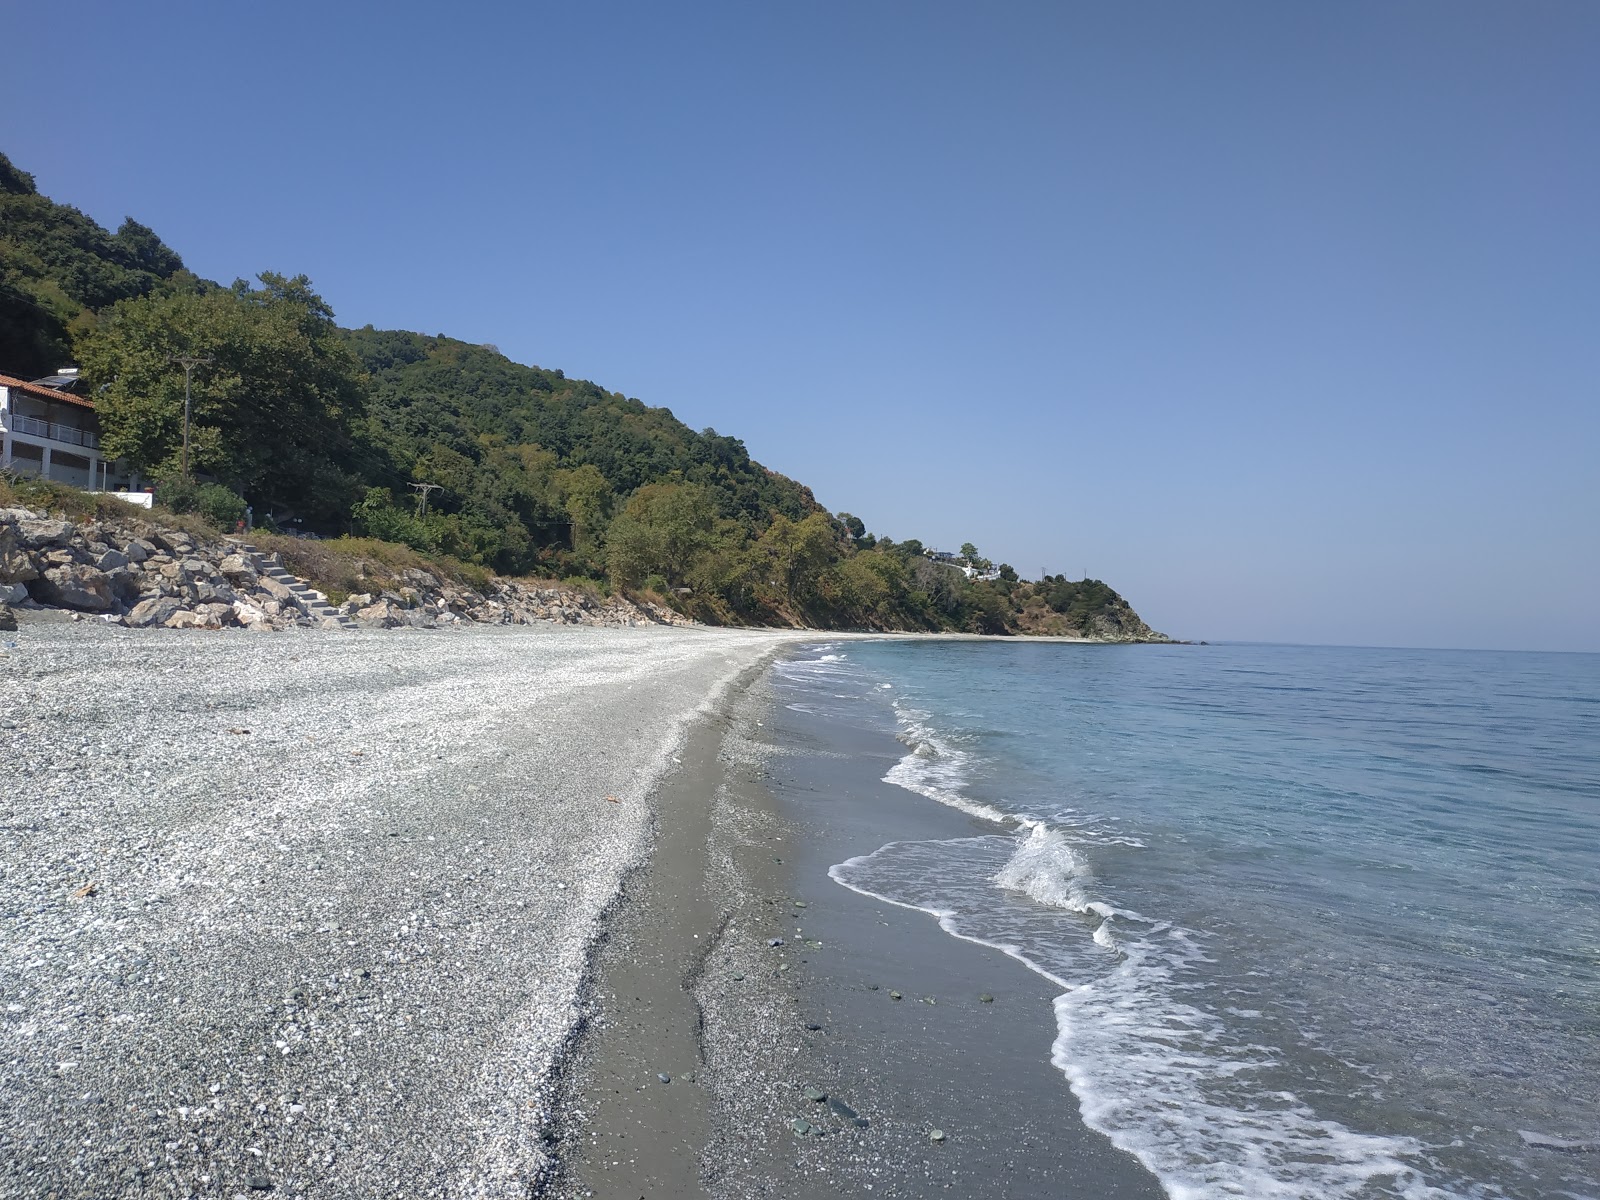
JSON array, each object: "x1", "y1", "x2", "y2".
[{"x1": 155, "y1": 476, "x2": 247, "y2": 531}]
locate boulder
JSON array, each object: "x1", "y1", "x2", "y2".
[
  {"x1": 152, "y1": 531, "x2": 193, "y2": 556},
  {"x1": 18, "y1": 518, "x2": 74, "y2": 547},
  {"x1": 33, "y1": 564, "x2": 115, "y2": 612},
  {"x1": 102, "y1": 567, "x2": 143, "y2": 603},
  {"x1": 232, "y1": 599, "x2": 269, "y2": 627},
  {"x1": 125, "y1": 596, "x2": 182, "y2": 628},
  {"x1": 96, "y1": 548, "x2": 129, "y2": 571},
  {"x1": 355, "y1": 599, "x2": 407, "y2": 628},
  {"x1": 218, "y1": 554, "x2": 258, "y2": 583},
  {"x1": 164, "y1": 609, "x2": 222, "y2": 631},
  {"x1": 195, "y1": 601, "x2": 235, "y2": 625},
  {"x1": 0, "y1": 604, "x2": 15, "y2": 631},
  {"x1": 0, "y1": 581, "x2": 27, "y2": 605},
  {"x1": 258, "y1": 576, "x2": 296, "y2": 603},
  {"x1": 123, "y1": 539, "x2": 152, "y2": 563},
  {"x1": 0, "y1": 528, "x2": 38, "y2": 584}
]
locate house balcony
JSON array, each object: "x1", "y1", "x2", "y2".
[{"x1": 4, "y1": 412, "x2": 99, "y2": 450}]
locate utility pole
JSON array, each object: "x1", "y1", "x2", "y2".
[
  {"x1": 409, "y1": 481, "x2": 442, "y2": 518},
  {"x1": 170, "y1": 354, "x2": 213, "y2": 479}
]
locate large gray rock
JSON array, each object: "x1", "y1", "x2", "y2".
[
  {"x1": 218, "y1": 554, "x2": 258, "y2": 583},
  {"x1": 0, "y1": 527, "x2": 38, "y2": 584},
  {"x1": 33, "y1": 564, "x2": 115, "y2": 612},
  {"x1": 95, "y1": 548, "x2": 129, "y2": 571},
  {"x1": 164, "y1": 609, "x2": 222, "y2": 630},
  {"x1": 123, "y1": 539, "x2": 152, "y2": 563},
  {"x1": 0, "y1": 604, "x2": 15, "y2": 632},
  {"x1": 0, "y1": 581, "x2": 27, "y2": 605},
  {"x1": 18, "y1": 518, "x2": 74, "y2": 547},
  {"x1": 125, "y1": 596, "x2": 182, "y2": 628},
  {"x1": 258, "y1": 576, "x2": 296, "y2": 603},
  {"x1": 355, "y1": 599, "x2": 407, "y2": 628},
  {"x1": 102, "y1": 567, "x2": 143, "y2": 603}
]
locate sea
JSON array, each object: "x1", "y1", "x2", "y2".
[{"x1": 770, "y1": 640, "x2": 1599, "y2": 1200}]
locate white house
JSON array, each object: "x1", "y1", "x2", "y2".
[{"x1": 0, "y1": 369, "x2": 130, "y2": 490}]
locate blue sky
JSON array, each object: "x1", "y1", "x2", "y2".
[{"x1": 5, "y1": 2, "x2": 1596, "y2": 650}]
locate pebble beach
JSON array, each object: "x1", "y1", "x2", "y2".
[{"x1": 0, "y1": 621, "x2": 800, "y2": 1199}]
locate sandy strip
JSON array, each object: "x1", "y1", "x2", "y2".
[{"x1": 0, "y1": 621, "x2": 801, "y2": 1199}]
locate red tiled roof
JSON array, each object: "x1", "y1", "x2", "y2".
[{"x1": 0, "y1": 373, "x2": 95, "y2": 410}]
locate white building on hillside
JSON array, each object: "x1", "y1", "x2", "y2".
[{"x1": 0, "y1": 369, "x2": 130, "y2": 490}]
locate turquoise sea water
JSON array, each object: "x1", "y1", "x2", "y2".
[{"x1": 774, "y1": 641, "x2": 1600, "y2": 1200}]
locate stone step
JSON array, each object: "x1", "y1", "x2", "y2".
[{"x1": 224, "y1": 537, "x2": 354, "y2": 629}]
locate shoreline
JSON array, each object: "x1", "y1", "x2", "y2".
[{"x1": 549, "y1": 640, "x2": 1166, "y2": 1198}]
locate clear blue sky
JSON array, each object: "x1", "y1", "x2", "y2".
[{"x1": 6, "y1": 2, "x2": 1597, "y2": 650}]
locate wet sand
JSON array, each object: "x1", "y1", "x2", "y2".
[{"x1": 551, "y1": 650, "x2": 1165, "y2": 1198}]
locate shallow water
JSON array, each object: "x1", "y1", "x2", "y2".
[{"x1": 774, "y1": 641, "x2": 1600, "y2": 1200}]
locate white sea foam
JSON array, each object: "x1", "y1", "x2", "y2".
[
  {"x1": 993, "y1": 823, "x2": 1096, "y2": 912},
  {"x1": 835, "y1": 659, "x2": 1462, "y2": 1197},
  {"x1": 1054, "y1": 930, "x2": 1457, "y2": 1200}
]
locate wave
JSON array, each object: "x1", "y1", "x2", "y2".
[{"x1": 843, "y1": 695, "x2": 1457, "y2": 1200}]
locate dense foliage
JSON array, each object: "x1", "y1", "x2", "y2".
[{"x1": 0, "y1": 151, "x2": 1162, "y2": 638}]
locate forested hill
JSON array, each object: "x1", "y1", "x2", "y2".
[{"x1": 0, "y1": 150, "x2": 1168, "y2": 639}]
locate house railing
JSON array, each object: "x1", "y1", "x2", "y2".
[{"x1": 6, "y1": 413, "x2": 99, "y2": 450}]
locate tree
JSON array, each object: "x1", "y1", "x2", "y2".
[
  {"x1": 960, "y1": 542, "x2": 979, "y2": 562},
  {"x1": 78, "y1": 273, "x2": 367, "y2": 525}
]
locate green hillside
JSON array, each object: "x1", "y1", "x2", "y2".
[{"x1": 0, "y1": 150, "x2": 1166, "y2": 639}]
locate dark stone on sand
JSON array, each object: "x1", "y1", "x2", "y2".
[
  {"x1": 791, "y1": 1118, "x2": 812, "y2": 1136},
  {"x1": 805, "y1": 1022, "x2": 822, "y2": 1031},
  {"x1": 890, "y1": 990, "x2": 902, "y2": 1000},
  {"x1": 658, "y1": 1072, "x2": 671, "y2": 1083},
  {"x1": 246, "y1": 1176, "x2": 274, "y2": 1192},
  {"x1": 731, "y1": 972, "x2": 745, "y2": 981},
  {"x1": 805, "y1": 1087, "x2": 827, "y2": 1102},
  {"x1": 768, "y1": 938, "x2": 784, "y2": 947}
]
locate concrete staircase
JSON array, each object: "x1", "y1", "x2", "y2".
[{"x1": 225, "y1": 538, "x2": 355, "y2": 630}]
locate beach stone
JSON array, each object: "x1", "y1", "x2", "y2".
[
  {"x1": 0, "y1": 605, "x2": 16, "y2": 632},
  {"x1": 731, "y1": 973, "x2": 744, "y2": 981},
  {"x1": 245, "y1": 1174, "x2": 273, "y2": 1191},
  {"x1": 126, "y1": 596, "x2": 182, "y2": 628},
  {"x1": 980, "y1": 994, "x2": 995, "y2": 1003},
  {"x1": 657, "y1": 1072, "x2": 670, "y2": 1084},
  {"x1": 804, "y1": 1087, "x2": 827, "y2": 1102},
  {"x1": 804, "y1": 1023, "x2": 822, "y2": 1031},
  {"x1": 889, "y1": 991, "x2": 902, "y2": 1000},
  {"x1": 0, "y1": 581, "x2": 26, "y2": 605},
  {"x1": 790, "y1": 1118, "x2": 811, "y2": 1136},
  {"x1": 768, "y1": 938, "x2": 784, "y2": 947},
  {"x1": 930, "y1": 1129, "x2": 946, "y2": 1143}
]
